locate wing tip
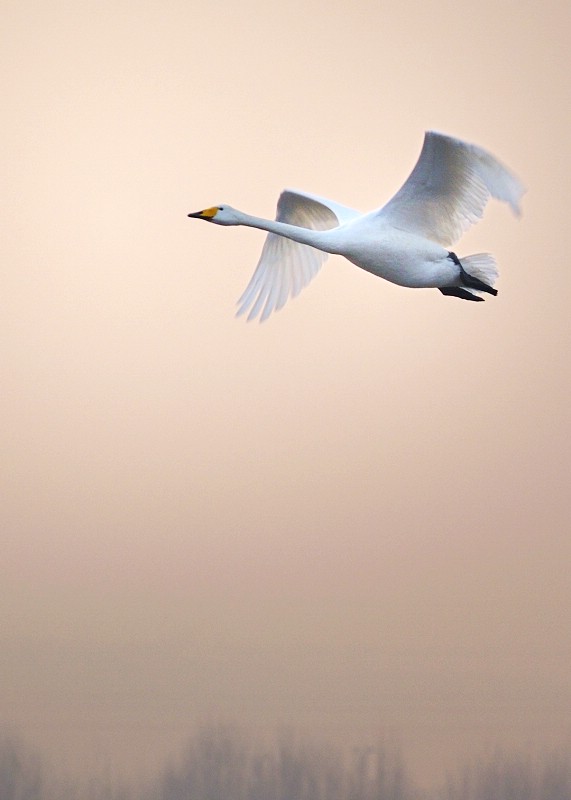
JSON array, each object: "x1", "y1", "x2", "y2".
[{"x1": 235, "y1": 296, "x2": 276, "y2": 323}]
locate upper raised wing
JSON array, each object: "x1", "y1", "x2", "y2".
[
  {"x1": 236, "y1": 189, "x2": 360, "y2": 322},
  {"x1": 375, "y1": 131, "x2": 525, "y2": 246}
]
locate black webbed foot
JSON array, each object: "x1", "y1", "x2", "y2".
[
  {"x1": 447, "y1": 251, "x2": 498, "y2": 296},
  {"x1": 439, "y1": 287, "x2": 485, "y2": 302}
]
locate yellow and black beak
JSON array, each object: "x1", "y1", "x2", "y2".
[{"x1": 187, "y1": 206, "x2": 219, "y2": 219}]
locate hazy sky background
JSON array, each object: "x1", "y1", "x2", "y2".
[{"x1": 1, "y1": 0, "x2": 570, "y2": 789}]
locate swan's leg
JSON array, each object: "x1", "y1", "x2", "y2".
[
  {"x1": 439, "y1": 287, "x2": 485, "y2": 301},
  {"x1": 447, "y1": 252, "x2": 498, "y2": 296}
]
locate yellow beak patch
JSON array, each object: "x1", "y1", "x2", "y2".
[{"x1": 199, "y1": 207, "x2": 219, "y2": 219}]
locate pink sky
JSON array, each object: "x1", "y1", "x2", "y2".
[{"x1": 1, "y1": 0, "x2": 570, "y2": 788}]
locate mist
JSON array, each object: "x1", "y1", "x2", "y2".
[
  {"x1": 3, "y1": 726, "x2": 571, "y2": 800},
  {"x1": 2, "y1": 0, "x2": 570, "y2": 793}
]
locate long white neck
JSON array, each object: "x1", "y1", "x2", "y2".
[{"x1": 237, "y1": 212, "x2": 334, "y2": 253}]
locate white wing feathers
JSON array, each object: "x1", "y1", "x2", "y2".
[
  {"x1": 236, "y1": 189, "x2": 360, "y2": 322},
  {"x1": 376, "y1": 131, "x2": 526, "y2": 247},
  {"x1": 235, "y1": 133, "x2": 524, "y2": 321}
]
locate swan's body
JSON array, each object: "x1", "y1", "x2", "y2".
[{"x1": 188, "y1": 132, "x2": 525, "y2": 321}]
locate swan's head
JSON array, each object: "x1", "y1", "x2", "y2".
[{"x1": 187, "y1": 205, "x2": 241, "y2": 226}]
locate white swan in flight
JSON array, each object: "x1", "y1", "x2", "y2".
[{"x1": 188, "y1": 131, "x2": 525, "y2": 322}]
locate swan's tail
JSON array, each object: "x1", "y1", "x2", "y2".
[
  {"x1": 461, "y1": 253, "x2": 499, "y2": 291},
  {"x1": 440, "y1": 253, "x2": 499, "y2": 301}
]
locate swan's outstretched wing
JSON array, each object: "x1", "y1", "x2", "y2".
[
  {"x1": 236, "y1": 189, "x2": 360, "y2": 322},
  {"x1": 375, "y1": 131, "x2": 525, "y2": 247}
]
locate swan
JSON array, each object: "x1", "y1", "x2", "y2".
[{"x1": 188, "y1": 131, "x2": 525, "y2": 322}]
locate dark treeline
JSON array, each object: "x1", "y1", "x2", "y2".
[{"x1": 1, "y1": 726, "x2": 570, "y2": 800}]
